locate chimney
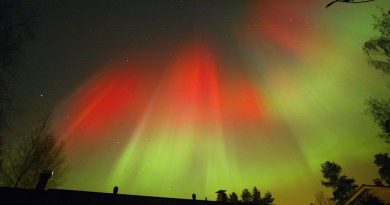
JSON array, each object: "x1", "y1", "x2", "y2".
[
  {"x1": 373, "y1": 179, "x2": 384, "y2": 186},
  {"x1": 35, "y1": 170, "x2": 53, "y2": 191},
  {"x1": 113, "y1": 186, "x2": 118, "y2": 194}
]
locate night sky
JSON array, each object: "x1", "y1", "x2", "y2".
[{"x1": 7, "y1": 0, "x2": 390, "y2": 204}]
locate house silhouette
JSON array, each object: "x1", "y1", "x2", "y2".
[{"x1": 0, "y1": 187, "x2": 245, "y2": 205}]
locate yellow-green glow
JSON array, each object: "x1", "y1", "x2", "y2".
[{"x1": 52, "y1": 1, "x2": 390, "y2": 204}]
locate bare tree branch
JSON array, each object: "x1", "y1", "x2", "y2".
[
  {"x1": 0, "y1": 115, "x2": 68, "y2": 188},
  {"x1": 326, "y1": 0, "x2": 375, "y2": 8}
]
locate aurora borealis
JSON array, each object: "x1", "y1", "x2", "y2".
[{"x1": 11, "y1": 0, "x2": 390, "y2": 204}]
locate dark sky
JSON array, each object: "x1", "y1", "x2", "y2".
[{"x1": 11, "y1": 0, "x2": 251, "y2": 131}]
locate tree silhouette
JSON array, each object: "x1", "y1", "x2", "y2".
[
  {"x1": 374, "y1": 153, "x2": 390, "y2": 185},
  {"x1": 363, "y1": 9, "x2": 390, "y2": 73},
  {"x1": 365, "y1": 99, "x2": 390, "y2": 144},
  {"x1": 364, "y1": 9, "x2": 390, "y2": 144},
  {"x1": 229, "y1": 192, "x2": 238, "y2": 202},
  {"x1": 363, "y1": 11, "x2": 390, "y2": 199},
  {"x1": 252, "y1": 186, "x2": 261, "y2": 203},
  {"x1": 261, "y1": 192, "x2": 274, "y2": 205},
  {"x1": 0, "y1": 116, "x2": 68, "y2": 188},
  {"x1": 321, "y1": 161, "x2": 358, "y2": 205},
  {"x1": 235, "y1": 187, "x2": 275, "y2": 204},
  {"x1": 241, "y1": 188, "x2": 252, "y2": 202}
]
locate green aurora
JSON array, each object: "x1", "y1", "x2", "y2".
[{"x1": 46, "y1": 1, "x2": 390, "y2": 204}]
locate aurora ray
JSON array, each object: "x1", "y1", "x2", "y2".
[{"x1": 50, "y1": 1, "x2": 390, "y2": 204}]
